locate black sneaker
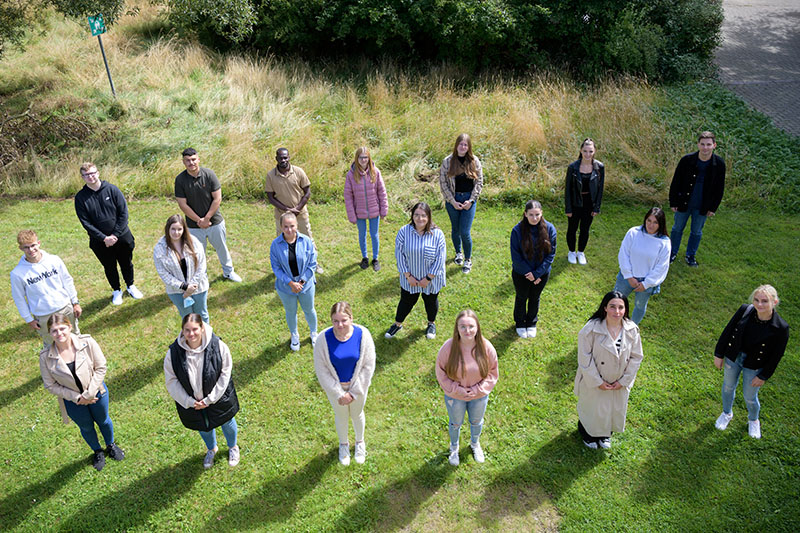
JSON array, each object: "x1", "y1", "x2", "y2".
[
  {"x1": 686, "y1": 255, "x2": 699, "y2": 267},
  {"x1": 106, "y1": 442, "x2": 126, "y2": 461},
  {"x1": 426, "y1": 323, "x2": 437, "y2": 339},
  {"x1": 92, "y1": 449, "x2": 106, "y2": 471},
  {"x1": 359, "y1": 257, "x2": 369, "y2": 269},
  {"x1": 669, "y1": 252, "x2": 677, "y2": 264},
  {"x1": 371, "y1": 259, "x2": 381, "y2": 272},
  {"x1": 385, "y1": 324, "x2": 402, "y2": 338}
]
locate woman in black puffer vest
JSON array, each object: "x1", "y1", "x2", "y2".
[{"x1": 165, "y1": 313, "x2": 240, "y2": 469}]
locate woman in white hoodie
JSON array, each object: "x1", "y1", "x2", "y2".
[
  {"x1": 164, "y1": 313, "x2": 240, "y2": 469},
  {"x1": 313, "y1": 302, "x2": 376, "y2": 466}
]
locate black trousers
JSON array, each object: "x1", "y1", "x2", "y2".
[
  {"x1": 512, "y1": 271, "x2": 549, "y2": 328},
  {"x1": 395, "y1": 288, "x2": 439, "y2": 323},
  {"x1": 89, "y1": 234, "x2": 135, "y2": 291},
  {"x1": 578, "y1": 420, "x2": 609, "y2": 443},
  {"x1": 566, "y1": 202, "x2": 594, "y2": 252}
]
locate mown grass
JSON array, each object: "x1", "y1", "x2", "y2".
[
  {"x1": 1, "y1": 5, "x2": 798, "y2": 213},
  {"x1": 0, "y1": 197, "x2": 798, "y2": 532}
]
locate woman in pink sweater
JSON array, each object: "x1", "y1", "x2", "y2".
[
  {"x1": 344, "y1": 147, "x2": 389, "y2": 271},
  {"x1": 435, "y1": 309, "x2": 499, "y2": 466}
]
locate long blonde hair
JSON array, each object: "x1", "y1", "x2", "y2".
[
  {"x1": 444, "y1": 309, "x2": 489, "y2": 381},
  {"x1": 352, "y1": 146, "x2": 376, "y2": 184}
]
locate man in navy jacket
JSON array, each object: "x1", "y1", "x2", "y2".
[
  {"x1": 668, "y1": 131, "x2": 726, "y2": 267},
  {"x1": 74, "y1": 162, "x2": 143, "y2": 305}
]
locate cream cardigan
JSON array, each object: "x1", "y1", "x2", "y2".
[{"x1": 313, "y1": 325, "x2": 376, "y2": 401}]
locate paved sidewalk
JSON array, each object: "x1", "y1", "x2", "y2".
[{"x1": 715, "y1": 0, "x2": 800, "y2": 136}]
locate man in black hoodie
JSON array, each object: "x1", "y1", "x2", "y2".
[{"x1": 74, "y1": 162, "x2": 143, "y2": 305}]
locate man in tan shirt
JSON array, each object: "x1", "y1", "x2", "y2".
[{"x1": 265, "y1": 148, "x2": 323, "y2": 273}]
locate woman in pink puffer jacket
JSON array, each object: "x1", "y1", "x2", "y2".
[{"x1": 344, "y1": 147, "x2": 389, "y2": 271}]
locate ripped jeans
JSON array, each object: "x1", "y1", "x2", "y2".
[{"x1": 443, "y1": 393, "x2": 489, "y2": 447}]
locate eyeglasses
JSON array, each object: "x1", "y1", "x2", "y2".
[{"x1": 81, "y1": 171, "x2": 99, "y2": 178}]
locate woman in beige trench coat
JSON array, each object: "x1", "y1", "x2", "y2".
[{"x1": 574, "y1": 291, "x2": 643, "y2": 449}]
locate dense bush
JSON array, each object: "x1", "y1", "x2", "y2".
[{"x1": 161, "y1": 0, "x2": 723, "y2": 81}]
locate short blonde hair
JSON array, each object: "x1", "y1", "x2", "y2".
[
  {"x1": 750, "y1": 284, "x2": 779, "y2": 306},
  {"x1": 79, "y1": 162, "x2": 96, "y2": 174},
  {"x1": 17, "y1": 230, "x2": 38, "y2": 245}
]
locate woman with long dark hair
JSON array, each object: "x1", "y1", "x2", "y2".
[
  {"x1": 574, "y1": 291, "x2": 643, "y2": 449},
  {"x1": 439, "y1": 133, "x2": 484, "y2": 274},
  {"x1": 385, "y1": 202, "x2": 446, "y2": 340},
  {"x1": 565, "y1": 138, "x2": 604, "y2": 265},
  {"x1": 509, "y1": 200, "x2": 556, "y2": 338},
  {"x1": 153, "y1": 214, "x2": 209, "y2": 322},
  {"x1": 435, "y1": 309, "x2": 498, "y2": 465},
  {"x1": 613, "y1": 207, "x2": 671, "y2": 324},
  {"x1": 713, "y1": 285, "x2": 789, "y2": 439},
  {"x1": 39, "y1": 313, "x2": 125, "y2": 471},
  {"x1": 165, "y1": 313, "x2": 240, "y2": 469}
]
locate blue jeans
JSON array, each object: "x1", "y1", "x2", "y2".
[
  {"x1": 198, "y1": 417, "x2": 238, "y2": 450},
  {"x1": 277, "y1": 286, "x2": 318, "y2": 335},
  {"x1": 444, "y1": 192, "x2": 477, "y2": 258},
  {"x1": 613, "y1": 272, "x2": 659, "y2": 325},
  {"x1": 356, "y1": 217, "x2": 380, "y2": 259},
  {"x1": 168, "y1": 290, "x2": 209, "y2": 323},
  {"x1": 444, "y1": 394, "x2": 489, "y2": 447},
  {"x1": 63, "y1": 382, "x2": 114, "y2": 451},
  {"x1": 670, "y1": 209, "x2": 707, "y2": 257},
  {"x1": 722, "y1": 352, "x2": 762, "y2": 421}
]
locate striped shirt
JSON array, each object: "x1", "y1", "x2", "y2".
[{"x1": 395, "y1": 224, "x2": 446, "y2": 294}]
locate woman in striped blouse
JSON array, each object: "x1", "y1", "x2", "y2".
[{"x1": 385, "y1": 202, "x2": 447, "y2": 340}]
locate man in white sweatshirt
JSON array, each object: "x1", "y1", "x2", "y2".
[{"x1": 10, "y1": 230, "x2": 82, "y2": 346}]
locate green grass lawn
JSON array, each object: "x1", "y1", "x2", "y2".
[{"x1": 0, "y1": 197, "x2": 798, "y2": 532}]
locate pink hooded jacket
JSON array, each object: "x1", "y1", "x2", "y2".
[{"x1": 344, "y1": 164, "x2": 389, "y2": 223}]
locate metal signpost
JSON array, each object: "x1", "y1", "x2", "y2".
[{"x1": 88, "y1": 14, "x2": 116, "y2": 97}]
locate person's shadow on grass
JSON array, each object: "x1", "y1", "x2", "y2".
[{"x1": 0, "y1": 375, "x2": 41, "y2": 410}]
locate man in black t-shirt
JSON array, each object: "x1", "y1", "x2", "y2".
[{"x1": 174, "y1": 148, "x2": 242, "y2": 282}]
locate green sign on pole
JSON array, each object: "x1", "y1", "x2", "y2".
[{"x1": 88, "y1": 14, "x2": 106, "y2": 36}]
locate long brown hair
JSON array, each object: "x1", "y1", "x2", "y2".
[
  {"x1": 444, "y1": 309, "x2": 489, "y2": 381},
  {"x1": 520, "y1": 200, "x2": 552, "y2": 262},
  {"x1": 47, "y1": 312, "x2": 72, "y2": 332},
  {"x1": 408, "y1": 201, "x2": 436, "y2": 233},
  {"x1": 164, "y1": 214, "x2": 197, "y2": 268},
  {"x1": 352, "y1": 146, "x2": 376, "y2": 184},
  {"x1": 446, "y1": 133, "x2": 478, "y2": 180}
]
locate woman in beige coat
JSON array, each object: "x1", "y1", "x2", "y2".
[
  {"x1": 38, "y1": 313, "x2": 125, "y2": 471},
  {"x1": 574, "y1": 291, "x2": 643, "y2": 449},
  {"x1": 313, "y1": 301, "x2": 376, "y2": 466}
]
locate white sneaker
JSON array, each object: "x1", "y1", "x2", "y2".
[
  {"x1": 339, "y1": 443, "x2": 350, "y2": 466},
  {"x1": 526, "y1": 326, "x2": 537, "y2": 338},
  {"x1": 203, "y1": 447, "x2": 217, "y2": 469},
  {"x1": 228, "y1": 445, "x2": 240, "y2": 467},
  {"x1": 315, "y1": 264, "x2": 324, "y2": 274},
  {"x1": 576, "y1": 252, "x2": 587, "y2": 265},
  {"x1": 354, "y1": 442, "x2": 366, "y2": 464},
  {"x1": 448, "y1": 446, "x2": 459, "y2": 466},
  {"x1": 470, "y1": 442, "x2": 485, "y2": 463},
  {"x1": 290, "y1": 333, "x2": 300, "y2": 351},
  {"x1": 715, "y1": 411, "x2": 733, "y2": 430},
  {"x1": 454, "y1": 252, "x2": 464, "y2": 266},
  {"x1": 126, "y1": 285, "x2": 143, "y2": 299},
  {"x1": 748, "y1": 419, "x2": 761, "y2": 439},
  {"x1": 310, "y1": 331, "x2": 318, "y2": 347},
  {"x1": 111, "y1": 290, "x2": 123, "y2": 305},
  {"x1": 224, "y1": 271, "x2": 243, "y2": 282},
  {"x1": 516, "y1": 328, "x2": 528, "y2": 338},
  {"x1": 568, "y1": 251, "x2": 577, "y2": 264}
]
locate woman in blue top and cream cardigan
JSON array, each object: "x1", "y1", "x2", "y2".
[
  {"x1": 269, "y1": 212, "x2": 318, "y2": 351},
  {"x1": 613, "y1": 207, "x2": 671, "y2": 324}
]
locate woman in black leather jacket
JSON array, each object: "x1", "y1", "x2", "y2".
[{"x1": 564, "y1": 138, "x2": 604, "y2": 265}]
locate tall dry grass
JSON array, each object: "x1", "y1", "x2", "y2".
[{"x1": 0, "y1": 3, "x2": 683, "y2": 208}]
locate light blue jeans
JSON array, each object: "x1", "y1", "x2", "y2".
[
  {"x1": 189, "y1": 221, "x2": 234, "y2": 276},
  {"x1": 444, "y1": 192, "x2": 477, "y2": 258},
  {"x1": 168, "y1": 290, "x2": 209, "y2": 323},
  {"x1": 613, "y1": 272, "x2": 659, "y2": 325},
  {"x1": 356, "y1": 217, "x2": 380, "y2": 259},
  {"x1": 198, "y1": 417, "x2": 238, "y2": 450},
  {"x1": 722, "y1": 352, "x2": 762, "y2": 421},
  {"x1": 277, "y1": 287, "x2": 318, "y2": 335},
  {"x1": 444, "y1": 393, "x2": 489, "y2": 447},
  {"x1": 670, "y1": 209, "x2": 707, "y2": 258}
]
